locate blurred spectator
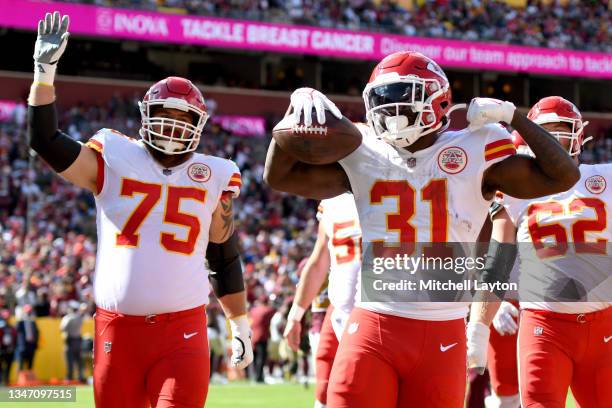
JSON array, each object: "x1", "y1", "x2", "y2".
[
  {"x1": 15, "y1": 304, "x2": 39, "y2": 371},
  {"x1": 0, "y1": 310, "x2": 17, "y2": 385},
  {"x1": 268, "y1": 301, "x2": 286, "y2": 379},
  {"x1": 60, "y1": 300, "x2": 87, "y2": 383},
  {"x1": 249, "y1": 295, "x2": 276, "y2": 383}
]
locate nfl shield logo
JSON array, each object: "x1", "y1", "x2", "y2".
[
  {"x1": 406, "y1": 158, "x2": 416, "y2": 168},
  {"x1": 104, "y1": 341, "x2": 112, "y2": 353},
  {"x1": 534, "y1": 326, "x2": 543, "y2": 336}
]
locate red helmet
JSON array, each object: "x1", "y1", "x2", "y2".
[
  {"x1": 363, "y1": 51, "x2": 452, "y2": 147},
  {"x1": 526, "y1": 96, "x2": 590, "y2": 156},
  {"x1": 511, "y1": 130, "x2": 532, "y2": 156},
  {"x1": 139, "y1": 77, "x2": 209, "y2": 155}
]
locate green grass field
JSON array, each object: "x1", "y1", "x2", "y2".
[{"x1": 0, "y1": 384, "x2": 577, "y2": 407}]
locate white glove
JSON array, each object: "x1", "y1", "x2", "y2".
[
  {"x1": 229, "y1": 315, "x2": 253, "y2": 370},
  {"x1": 467, "y1": 97, "x2": 515, "y2": 130},
  {"x1": 290, "y1": 87, "x2": 342, "y2": 127},
  {"x1": 492, "y1": 301, "x2": 519, "y2": 336},
  {"x1": 466, "y1": 321, "x2": 490, "y2": 375},
  {"x1": 33, "y1": 11, "x2": 70, "y2": 85}
]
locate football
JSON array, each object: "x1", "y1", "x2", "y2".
[{"x1": 272, "y1": 111, "x2": 362, "y2": 165}]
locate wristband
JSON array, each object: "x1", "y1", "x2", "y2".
[
  {"x1": 34, "y1": 62, "x2": 57, "y2": 86},
  {"x1": 287, "y1": 304, "x2": 306, "y2": 322}
]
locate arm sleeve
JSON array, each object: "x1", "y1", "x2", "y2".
[
  {"x1": 206, "y1": 232, "x2": 245, "y2": 298},
  {"x1": 27, "y1": 103, "x2": 81, "y2": 173}
]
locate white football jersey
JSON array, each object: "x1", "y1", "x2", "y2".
[
  {"x1": 339, "y1": 124, "x2": 517, "y2": 320},
  {"x1": 86, "y1": 129, "x2": 241, "y2": 315},
  {"x1": 504, "y1": 163, "x2": 612, "y2": 314},
  {"x1": 318, "y1": 193, "x2": 361, "y2": 315}
]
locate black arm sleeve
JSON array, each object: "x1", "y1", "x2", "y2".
[
  {"x1": 206, "y1": 232, "x2": 245, "y2": 298},
  {"x1": 478, "y1": 239, "x2": 517, "y2": 300},
  {"x1": 28, "y1": 103, "x2": 81, "y2": 173}
]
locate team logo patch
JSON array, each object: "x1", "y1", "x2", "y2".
[
  {"x1": 437, "y1": 146, "x2": 468, "y2": 174},
  {"x1": 188, "y1": 163, "x2": 211, "y2": 183},
  {"x1": 585, "y1": 175, "x2": 606, "y2": 194}
]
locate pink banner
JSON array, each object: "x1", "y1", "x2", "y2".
[
  {"x1": 1, "y1": 0, "x2": 610, "y2": 79},
  {"x1": 212, "y1": 115, "x2": 266, "y2": 137},
  {"x1": 0, "y1": 100, "x2": 21, "y2": 122}
]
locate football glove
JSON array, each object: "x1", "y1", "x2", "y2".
[
  {"x1": 229, "y1": 315, "x2": 253, "y2": 370},
  {"x1": 492, "y1": 301, "x2": 519, "y2": 336},
  {"x1": 34, "y1": 11, "x2": 70, "y2": 85},
  {"x1": 466, "y1": 321, "x2": 490, "y2": 375},
  {"x1": 467, "y1": 97, "x2": 515, "y2": 130},
  {"x1": 290, "y1": 87, "x2": 342, "y2": 127}
]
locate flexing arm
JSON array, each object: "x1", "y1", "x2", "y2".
[
  {"x1": 483, "y1": 112, "x2": 580, "y2": 199},
  {"x1": 28, "y1": 12, "x2": 98, "y2": 192},
  {"x1": 283, "y1": 222, "x2": 331, "y2": 351},
  {"x1": 263, "y1": 139, "x2": 350, "y2": 199}
]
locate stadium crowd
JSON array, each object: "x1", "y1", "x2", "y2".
[
  {"x1": 0, "y1": 95, "x2": 610, "y2": 382},
  {"x1": 62, "y1": 0, "x2": 612, "y2": 52}
]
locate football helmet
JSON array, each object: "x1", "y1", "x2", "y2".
[
  {"x1": 363, "y1": 51, "x2": 452, "y2": 147},
  {"x1": 511, "y1": 130, "x2": 532, "y2": 156},
  {"x1": 526, "y1": 96, "x2": 591, "y2": 156},
  {"x1": 139, "y1": 76, "x2": 208, "y2": 155}
]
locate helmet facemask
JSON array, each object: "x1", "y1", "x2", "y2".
[
  {"x1": 364, "y1": 76, "x2": 446, "y2": 148},
  {"x1": 534, "y1": 114, "x2": 591, "y2": 156},
  {"x1": 139, "y1": 97, "x2": 209, "y2": 155}
]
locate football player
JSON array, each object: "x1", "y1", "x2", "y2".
[
  {"x1": 284, "y1": 193, "x2": 361, "y2": 408},
  {"x1": 468, "y1": 96, "x2": 611, "y2": 408},
  {"x1": 264, "y1": 51, "x2": 580, "y2": 407},
  {"x1": 27, "y1": 12, "x2": 253, "y2": 408}
]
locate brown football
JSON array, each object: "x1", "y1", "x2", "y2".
[{"x1": 272, "y1": 111, "x2": 362, "y2": 165}]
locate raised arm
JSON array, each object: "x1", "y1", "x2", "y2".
[
  {"x1": 466, "y1": 97, "x2": 580, "y2": 199},
  {"x1": 263, "y1": 139, "x2": 350, "y2": 199},
  {"x1": 483, "y1": 111, "x2": 580, "y2": 198},
  {"x1": 283, "y1": 221, "x2": 331, "y2": 351},
  {"x1": 264, "y1": 88, "x2": 352, "y2": 199},
  {"x1": 28, "y1": 12, "x2": 98, "y2": 193}
]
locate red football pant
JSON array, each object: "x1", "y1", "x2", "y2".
[
  {"x1": 315, "y1": 306, "x2": 339, "y2": 404},
  {"x1": 94, "y1": 306, "x2": 210, "y2": 408},
  {"x1": 487, "y1": 300, "x2": 519, "y2": 397},
  {"x1": 518, "y1": 307, "x2": 612, "y2": 408},
  {"x1": 328, "y1": 307, "x2": 467, "y2": 408}
]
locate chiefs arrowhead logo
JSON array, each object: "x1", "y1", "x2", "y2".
[
  {"x1": 188, "y1": 163, "x2": 211, "y2": 183},
  {"x1": 437, "y1": 146, "x2": 468, "y2": 174},
  {"x1": 585, "y1": 175, "x2": 606, "y2": 194}
]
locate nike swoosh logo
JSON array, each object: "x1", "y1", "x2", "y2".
[
  {"x1": 605, "y1": 336, "x2": 612, "y2": 343},
  {"x1": 183, "y1": 332, "x2": 198, "y2": 339},
  {"x1": 440, "y1": 343, "x2": 458, "y2": 352}
]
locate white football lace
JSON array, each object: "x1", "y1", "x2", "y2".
[{"x1": 292, "y1": 125, "x2": 327, "y2": 135}]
